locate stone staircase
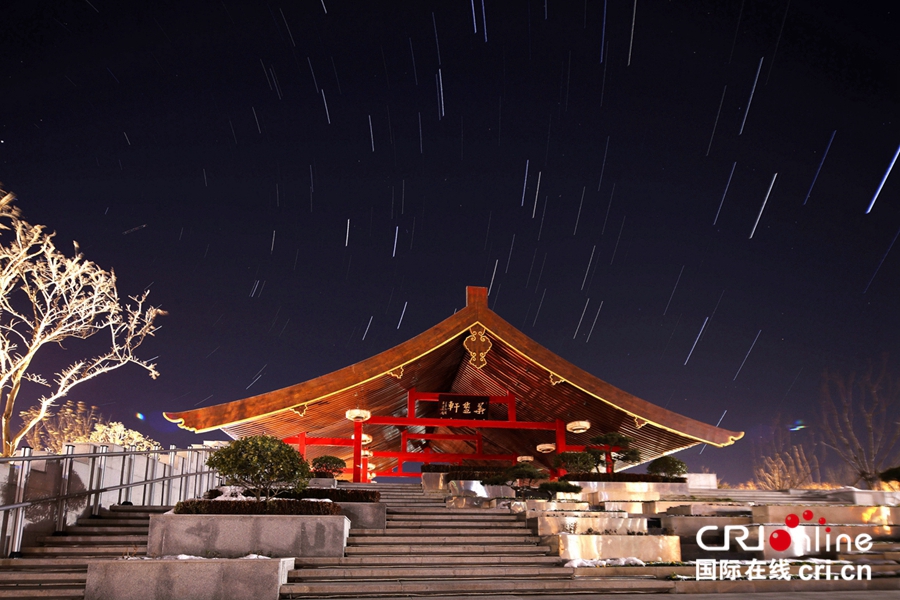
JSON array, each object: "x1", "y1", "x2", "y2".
[
  {"x1": 0, "y1": 504, "x2": 167, "y2": 599},
  {"x1": 281, "y1": 482, "x2": 671, "y2": 598}
]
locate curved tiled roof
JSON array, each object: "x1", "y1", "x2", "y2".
[{"x1": 164, "y1": 287, "x2": 742, "y2": 469}]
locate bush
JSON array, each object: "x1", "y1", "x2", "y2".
[
  {"x1": 881, "y1": 466, "x2": 900, "y2": 483},
  {"x1": 311, "y1": 455, "x2": 347, "y2": 478},
  {"x1": 553, "y1": 451, "x2": 596, "y2": 475},
  {"x1": 281, "y1": 488, "x2": 380, "y2": 502},
  {"x1": 173, "y1": 498, "x2": 341, "y2": 515},
  {"x1": 647, "y1": 456, "x2": 688, "y2": 479},
  {"x1": 206, "y1": 435, "x2": 310, "y2": 501},
  {"x1": 538, "y1": 481, "x2": 583, "y2": 497},
  {"x1": 481, "y1": 463, "x2": 549, "y2": 498},
  {"x1": 561, "y1": 472, "x2": 686, "y2": 483}
]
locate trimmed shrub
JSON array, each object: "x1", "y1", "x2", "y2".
[
  {"x1": 553, "y1": 451, "x2": 596, "y2": 475},
  {"x1": 281, "y1": 488, "x2": 380, "y2": 503},
  {"x1": 561, "y1": 472, "x2": 686, "y2": 483},
  {"x1": 311, "y1": 455, "x2": 347, "y2": 478},
  {"x1": 881, "y1": 466, "x2": 900, "y2": 483},
  {"x1": 538, "y1": 481, "x2": 583, "y2": 496},
  {"x1": 173, "y1": 499, "x2": 341, "y2": 515},
  {"x1": 206, "y1": 435, "x2": 310, "y2": 501},
  {"x1": 647, "y1": 456, "x2": 688, "y2": 479}
]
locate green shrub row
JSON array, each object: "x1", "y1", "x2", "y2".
[
  {"x1": 282, "y1": 488, "x2": 380, "y2": 503},
  {"x1": 173, "y1": 499, "x2": 342, "y2": 515},
  {"x1": 561, "y1": 473, "x2": 686, "y2": 483}
]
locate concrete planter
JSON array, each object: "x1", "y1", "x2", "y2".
[
  {"x1": 551, "y1": 533, "x2": 681, "y2": 561},
  {"x1": 148, "y1": 514, "x2": 350, "y2": 558},
  {"x1": 85, "y1": 558, "x2": 293, "y2": 600},
  {"x1": 307, "y1": 477, "x2": 338, "y2": 489},
  {"x1": 751, "y1": 505, "x2": 900, "y2": 526},
  {"x1": 422, "y1": 472, "x2": 448, "y2": 494},
  {"x1": 338, "y1": 502, "x2": 386, "y2": 529},
  {"x1": 567, "y1": 480, "x2": 688, "y2": 499},
  {"x1": 448, "y1": 479, "x2": 515, "y2": 498}
]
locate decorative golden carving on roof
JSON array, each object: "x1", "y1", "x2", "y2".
[
  {"x1": 388, "y1": 366, "x2": 404, "y2": 379},
  {"x1": 634, "y1": 416, "x2": 647, "y2": 429},
  {"x1": 549, "y1": 373, "x2": 565, "y2": 386},
  {"x1": 463, "y1": 324, "x2": 492, "y2": 369},
  {"x1": 290, "y1": 405, "x2": 307, "y2": 417}
]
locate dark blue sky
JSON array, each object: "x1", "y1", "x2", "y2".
[{"x1": 3, "y1": 0, "x2": 899, "y2": 482}]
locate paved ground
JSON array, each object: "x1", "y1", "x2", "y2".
[{"x1": 331, "y1": 594, "x2": 900, "y2": 600}]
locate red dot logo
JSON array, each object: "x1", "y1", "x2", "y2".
[
  {"x1": 769, "y1": 529, "x2": 792, "y2": 552},
  {"x1": 802, "y1": 510, "x2": 814, "y2": 521},
  {"x1": 818, "y1": 517, "x2": 826, "y2": 525},
  {"x1": 785, "y1": 513, "x2": 799, "y2": 528}
]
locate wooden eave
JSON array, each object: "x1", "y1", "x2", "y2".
[{"x1": 164, "y1": 286, "x2": 743, "y2": 448}]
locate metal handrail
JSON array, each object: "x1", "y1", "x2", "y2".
[{"x1": 0, "y1": 445, "x2": 221, "y2": 558}]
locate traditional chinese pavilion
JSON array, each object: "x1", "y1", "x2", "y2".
[{"x1": 165, "y1": 286, "x2": 743, "y2": 482}]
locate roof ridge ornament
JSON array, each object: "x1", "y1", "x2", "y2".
[
  {"x1": 463, "y1": 324, "x2": 492, "y2": 369},
  {"x1": 549, "y1": 372, "x2": 565, "y2": 385},
  {"x1": 388, "y1": 366, "x2": 404, "y2": 379}
]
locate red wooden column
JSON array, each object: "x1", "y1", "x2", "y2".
[
  {"x1": 352, "y1": 421, "x2": 363, "y2": 483},
  {"x1": 555, "y1": 419, "x2": 568, "y2": 479}
]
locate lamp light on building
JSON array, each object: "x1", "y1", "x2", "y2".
[
  {"x1": 536, "y1": 443, "x2": 556, "y2": 454},
  {"x1": 367, "y1": 463, "x2": 376, "y2": 471},
  {"x1": 360, "y1": 449, "x2": 373, "y2": 458},
  {"x1": 345, "y1": 409, "x2": 372, "y2": 422},
  {"x1": 566, "y1": 420, "x2": 591, "y2": 434},
  {"x1": 516, "y1": 455, "x2": 534, "y2": 463},
  {"x1": 352, "y1": 433, "x2": 373, "y2": 446}
]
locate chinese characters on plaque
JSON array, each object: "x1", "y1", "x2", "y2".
[{"x1": 438, "y1": 394, "x2": 489, "y2": 420}]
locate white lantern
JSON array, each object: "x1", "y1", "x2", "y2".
[
  {"x1": 517, "y1": 455, "x2": 534, "y2": 463},
  {"x1": 566, "y1": 420, "x2": 591, "y2": 434},
  {"x1": 352, "y1": 433, "x2": 373, "y2": 445},
  {"x1": 360, "y1": 449, "x2": 373, "y2": 458},
  {"x1": 345, "y1": 409, "x2": 372, "y2": 422},
  {"x1": 536, "y1": 443, "x2": 556, "y2": 454}
]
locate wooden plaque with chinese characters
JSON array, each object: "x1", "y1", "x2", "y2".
[{"x1": 438, "y1": 394, "x2": 490, "y2": 420}]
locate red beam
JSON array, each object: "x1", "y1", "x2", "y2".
[
  {"x1": 365, "y1": 415, "x2": 555, "y2": 430},
  {"x1": 305, "y1": 437, "x2": 354, "y2": 446},
  {"x1": 372, "y1": 451, "x2": 518, "y2": 463},
  {"x1": 406, "y1": 433, "x2": 480, "y2": 441}
]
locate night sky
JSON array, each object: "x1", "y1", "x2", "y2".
[{"x1": 3, "y1": 1, "x2": 899, "y2": 482}]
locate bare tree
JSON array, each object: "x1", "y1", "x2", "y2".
[
  {"x1": 751, "y1": 416, "x2": 821, "y2": 490},
  {"x1": 19, "y1": 400, "x2": 105, "y2": 453},
  {"x1": 0, "y1": 185, "x2": 164, "y2": 456},
  {"x1": 820, "y1": 358, "x2": 900, "y2": 489}
]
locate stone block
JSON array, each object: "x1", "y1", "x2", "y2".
[
  {"x1": 586, "y1": 490, "x2": 660, "y2": 503},
  {"x1": 338, "y1": 502, "x2": 386, "y2": 529},
  {"x1": 686, "y1": 473, "x2": 718, "y2": 489},
  {"x1": 535, "y1": 515, "x2": 647, "y2": 535},
  {"x1": 551, "y1": 533, "x2": 681, "y2": 561},
  {"x1": 85, "y1": 558, "x2": 293, "y2": 600},
  {"x1": 597, "y1": 501, "x2": 644, "y2": 513},
  {"x1": 421, "y1": 473, "x2": 448, "y2": 494},
  {"x1": 567, "y1": 480, "x2": 686, "y2": 498},
  {"x1": 661, "y1": 515, "x2": 751, "y2": 537},
  {"x1": 307, "y1": 478, "x2": 337, "y2": 489},
  {"x1": 752, "y1": 505, "x2": 900, "y2": 526},
  {"x1": 823, "y1": 489, "x2": 900, "y2": 507},
  {"x1": 148, "y1": 515, "x2": 349, "y2": 558}
]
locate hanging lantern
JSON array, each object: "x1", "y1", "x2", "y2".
[
  {"x1": 352, "y1": 433, "x2": 373, "y2": 445},
  {"x1": 345, "y1": 409, "x2": 372, "y2": 422},
  {"x1": 536, "y1": 443, "x2": 556, "y2": 454},
  {"x1": 360, "y1": 449, "x2": 373, "y2": 458},
  {"x1": 517, "y1": 455, "x2": 534, "y2": 463},
  {"x1": 566, "y1": 420, "x2": 591, "y2": 434},
  {"x1": 367, "y1": 463, "x2": 376, "y2": 471}
]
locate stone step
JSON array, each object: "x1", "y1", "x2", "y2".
[
  {"x1": 21, "y1": 546, "x2": 146, "y2": 557},
  {"x1": 290, "y1": 565, "x2": 574, "y2": 580},
  {"x1": 35, "y1": 535, "x2": 148, "y2": 545},
  {"x1": 344, "y1": 544, "x2": 551, "y2": 555},
  {"x1": 0, "y1": 587, "x2": 85, "y2": 599},
  {"x1": 385, "y1": 520, "x2": 525, "y2": 529},
  {"x1": 387, "y1": 507, "x2": 510, "y2": 514},
  {"x1": 64, "y1": 526, "x2": 149, "y2": 535},
  {"x1": 353, "y1": 528, "x2": 529, "y2": 536},
  {"x1": 348, "y1": 535, "x2": 541, "y2": 545},
  {"x1": 75, "y1": 518, "x2": 150, "y2": 527},
  {"x1": 0, "y1": 558, "x2": 91, "y2": 569},
  {"x1": 106, "y1": 504, "x2": 172, "y2": 512},
  {"x1": 294, "y1": 555, "x2": 564, "y2": 568},
  {"x1": 387, "y1": 513, "x2": 519, "y2": 521},
  {"x1": 97, "y1": 508, "x2": 160, "y2": 520},
  {"x1": 0, "y1": 572, "x2": 86, "y2": 584},
  {"x1": 280, "y1": 576, "x2": 673, "y2": 597}
]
